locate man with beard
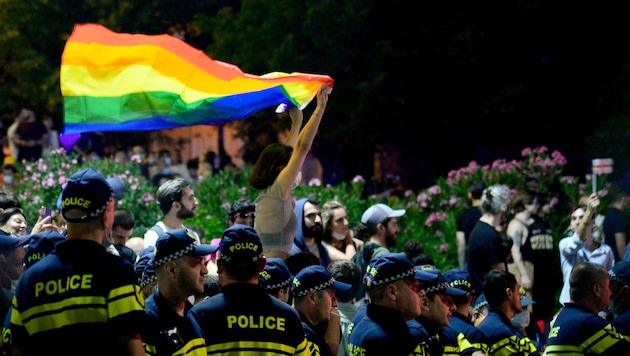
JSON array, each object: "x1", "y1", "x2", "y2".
[
  {"x1": 144, "y1": 178, "x2": 200, "y2": 248},
  {"x1": 291, "y1": 198, "x2": 331, "y2": 267},
  {"x1": 352, "y1": 203, "x2": 406, "y2": 303}
]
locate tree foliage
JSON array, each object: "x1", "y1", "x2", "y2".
[{"x1": 2, "y1": 1, "x2": 630, "y2": 188}]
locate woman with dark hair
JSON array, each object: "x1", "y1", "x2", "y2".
[
  {"x1": 248, "y1": 84, "x2": 331, "y2": 259},
  {"x1": 0, "y1": 207, "x2": 27, "y2": 236}
]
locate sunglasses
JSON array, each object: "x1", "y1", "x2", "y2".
[{"x1": 235, "y1": 212, "x2": 255, "y2": 219}]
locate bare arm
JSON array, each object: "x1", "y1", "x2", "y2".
[
  {"x1": 285, "y1": 107, "x2": 303, "y2": 148},
  {"x1": 115, "y1": 334, "x2": 146, "y2": 355},
  {"x1": 456, "y1": 231, "x2": 466, "y2": 269},
  {"x1": 507, "y1": 220, "x2": 531, "y2": 289},
  {"x1": 275, "y1": 84, "x2": 330, "y2": 200}
]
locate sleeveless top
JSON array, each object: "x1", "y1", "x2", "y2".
[{"x1": 254, "y1": 180, "x2": 298, "y2": 256}]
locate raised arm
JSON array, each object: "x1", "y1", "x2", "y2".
[
  {"x1": 275, "y1": 84, "x2": 331, "y2": 200},
  {"x1": 285, "y1": 107, "x2": 303, "y2": 149},
  {"x1": 576, "y1": 193, "x2": 599, "y2": 241}
]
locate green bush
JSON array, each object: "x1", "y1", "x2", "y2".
[{"x1": 12, "y1": 145, "x2": 612, "y2": 273}]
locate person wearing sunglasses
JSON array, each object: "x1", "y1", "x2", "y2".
[
  {"x1": 477, "y1": 269, "x2": 540, "y2": 355},
  {"x1": 226, "y1": 197, "x2": 256, "y2": 228}
]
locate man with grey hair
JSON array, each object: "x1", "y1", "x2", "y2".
[
  {"x1": 467, "y1": 184, "x2": 512, "y2": 298},
  {"x1": 144, "y1": 177, "x2": 199, "y2": 248},
  {"x1": 546, "y1": 262, "x2": 630, "y2": 355}
]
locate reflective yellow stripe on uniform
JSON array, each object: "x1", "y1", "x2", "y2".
[
  {"x1": 108, "y1": 284, "x2": 145, "y2": 317},
  {"x1": 206, "y1": 338, "x2": 310, "y2": 355},
  {"x1": 19, "y1": 296, "x2": 109, "y2": 334},
  {"x1": 490, "y1": 335, "x2": 537, "y2": 356},
  {"x1": 546, "y1": 324, "x2": 625, "y2": 355}
]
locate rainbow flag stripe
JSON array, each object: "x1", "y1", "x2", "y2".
[{"x1": 61, "y1": 23, "x2": 333, "y2": 134}]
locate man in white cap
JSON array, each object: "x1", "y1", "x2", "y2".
[{"x1": 351, "y1": 203, "x2": 406, "y2": 303}]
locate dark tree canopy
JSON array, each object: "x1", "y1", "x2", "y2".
[{"x1": 2, "y1": 0, "x2": 630, "y2": 189}]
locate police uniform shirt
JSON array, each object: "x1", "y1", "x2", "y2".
[
  {"x1": 407, "y1": 317, "x2": 437, "y2": 356},
  {"x1": 296, "y1": 309, "x2": 332, "y2": 356},
  {"x1": 347, "y1": 303, "x2": 420, "y2": 355},
  {"x1": 444, "y1": 312, "x2": 489, "y2": 355},
  {"x1": 0, "y1": 305, "x2": 11, "y2": 356},
  {"x1": 612, "y1": 310, "x2": 630, "y2": 337},
  {"x1": 477, "y1": 308, "x2": 540, "y2": 356},
  {"x1": 190, "y1": 282, "x2": 309, "y2": 355},
  {"x1": 10, "y1": 239, "x2": 145, "y2": 355},
  {"x1": 143, "y1": 287, "x2": 206, "y2": 356},
  {"x1": 546, "y1": 303, "x2": 630, "y2": 355}
]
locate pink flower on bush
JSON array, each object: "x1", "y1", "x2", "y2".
[
  {"x1": 424, "y1": 211, "x2": 449, "y2": 227},
  {"x1": 352, "y1": 175, "x2": 365, "y2": 183},
  {"x1": 434, "y1": 243, "x2": 449, "y2": 254}
]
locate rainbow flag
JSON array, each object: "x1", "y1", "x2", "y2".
[{"x1": 60, "y1": 23, "x2": 333, "y2": 134}]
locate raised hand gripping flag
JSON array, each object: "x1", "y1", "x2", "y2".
[{"x1": 60, "y1": 23, "x2": 333, "y2": 134}]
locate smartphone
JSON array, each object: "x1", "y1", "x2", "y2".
[
  {"x1": 275, "y1": 103, "x2": 288, "y2": 113},
  {"x1": 40, "y1": 207, "x2": 53, "y2": 220}
]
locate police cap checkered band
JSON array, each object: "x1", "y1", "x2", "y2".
[
  {"x1": 610, "y1": 261, "x2": 630, "y2": 285},
  {"x1": 140, "y1": 273, "x2": 157, "y2": 289},
  {"x1": 417, "y1": 264, "x2": 467, "y2": 296},
  {"x1": 153, "y1": 228, "x2": 218, "y2": 267},
  {"x1": 364, "y1": 252, "x2": 434, "y2": 289},
  {"x1": 61, "y1": 168, "x2": 115, "y2": 223},
  {"x1": 424, "y1": 281, "x2": 451, "y2": 294},
  {"x1": 135, "y1": 247, "x2": 156, "y2": 287},
  {"x1": 292, "y1": 265, "x2": 351, "y2": 297},
  {"x1": 365, "y1": 265, "x2": 416, "y2": 288},
  {"x1": 259, "y1": 258, "x2": 293, "y2": 290}
]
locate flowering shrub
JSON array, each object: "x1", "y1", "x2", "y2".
[{"x1": 11, "y1": 145, "x2": 612, "y2": 273}]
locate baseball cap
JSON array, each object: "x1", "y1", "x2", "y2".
[
  {"x1": 292, "y1": 265, "x2": 352, "y2": 297},
  {"x1": 417, "y1": 265, "x2": 467, "y2": 296},
  {"x1": 259, "y1": 257, "x2": 293, "y2": 290},
  {"x1": 24, "y1": 230, "x2": 66, "y2": 268},
  {"x1": 135, "y1": 246, "x2": 156, "y2": 288},
  {"x1": 0, "y1": 232, "x2": 30, "y2": 254},
  {"x1": 218, "y1": 225, "x2": 263, "y2": 264},
  {"x1": 443, "y1": 268, "x2": 475, "y2": 296},
  {"x1": 609, "y1": 261, "x2": 630, "y2": 286},
  {"x1": 56, "y1": 176, "x2": 126, "y2": 211},
  {"x1": 61, "y1": 168, "x2": 114, "y2": 223},
  {"x1": 153, "y1": 228, "x2": 219, "y2": 267},
  {"x1": 361, "y1": 203, "x2": 406, "y2": 229},
  {"x1": 364, "y1": 252, "x2": 435, "y2": 289}
]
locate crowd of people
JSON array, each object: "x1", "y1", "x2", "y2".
[{"x1": 1, "y1": 84, "x2": 630, "y2": 355}]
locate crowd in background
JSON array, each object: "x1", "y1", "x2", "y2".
[{"x1": 1, "y1": 88, "x2": 630, "y2": 354}]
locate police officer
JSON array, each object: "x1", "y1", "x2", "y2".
[
  {"x1": 347, "y1": 252, "x2": 434, "y2": 355},
  {"x1": 292, "y1": 265, "x2": 351, "y2": 355},
  {"x1": 10, "y1": 168, "x2": 146, "y2": 356},
  {"x1": 143, "y1": 228, "x2": 217, "y2": 356},
  {"x1": 191, "y1": 225, "x2": 309, "y2": 355},
  {"x1": 476, "y1": 269, "x2": 540, "y2": 356},
  {"x1": 546, "y1": 262, "x2": 630, "y2": 355},
  {"x1": 259, "y1": 257, "x2": 293, "y2": 304}
]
